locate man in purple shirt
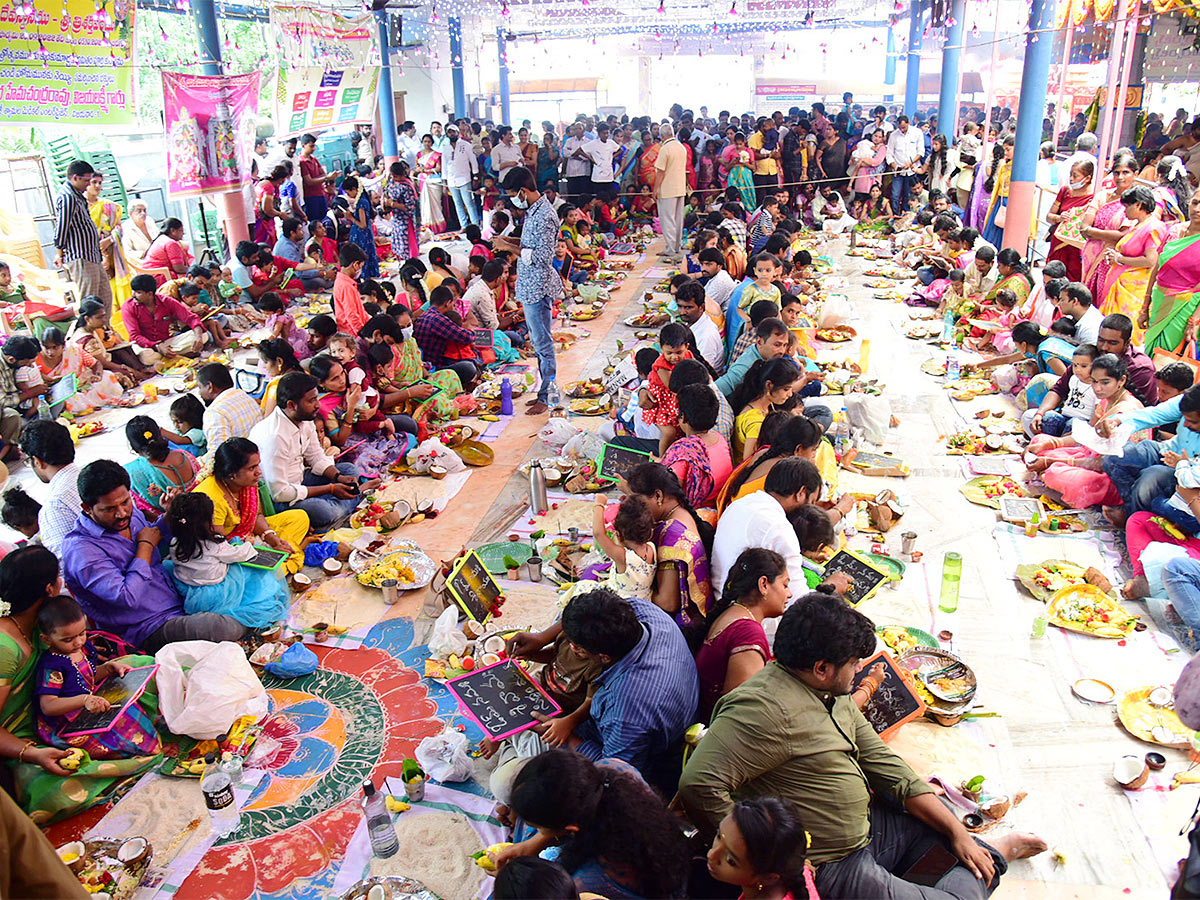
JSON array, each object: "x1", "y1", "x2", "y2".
[
  {"x1": 121, "y1": 273, "x2": 208, "y2": 367},
  {"x1": 1097, "y1": 314, "x2": 1158, "y2": 408},
  {"x1": 62, "y1": 460, "x2": 246, "y2": 652}
]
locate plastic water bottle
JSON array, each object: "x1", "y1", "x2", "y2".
[
  {"x1": 220, "y1": 749, "x2": 243, "y2": 784},
  {"x1": 945, "y1": 354, "x2": 961, "y2": 382},
  {"x1": 941, "y1": 308, "x2": 956, "y2": 344},
  {"x1": 200, "y1": 752, "x2": 241, "y2": 837},
  {"x1": 529, "y1": 459, "x2": 548, "y2": 514},
  {"x1": 546, "y1": 381, "x2": 562, "y2": 411},
  {"x1": 362, "y1": 780, "x2": 399, "y2": 858},
  {"x1": 499, "y1": 376, "x2": 514, "y2": 416}
]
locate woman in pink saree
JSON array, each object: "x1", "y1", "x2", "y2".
[
  {"x1": 1081, "y1": 150, "x2": 1138, "y2": 301},
  {"x1": 1098, "y1": 185, "x2": 1167, "y2": 344},
  {"x1": 1142, "y1": 186, "x2": 1200, "y2": 355},
  {"x1": 1027, "y1": 354, "x2": 1148, "y2": 508}
]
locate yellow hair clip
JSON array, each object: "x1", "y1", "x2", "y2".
[{"x1": 143, "y1": 430, "x2": 154, "y2": 439}]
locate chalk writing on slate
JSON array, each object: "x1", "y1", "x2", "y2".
[
  {"x1": 446, "y1": 660, "x2": 563, "y2": 740},
  {"x1": 62, "y1": 665, "x2": 159, "y2": 738},
  {"x1": 447, "y1": 550, "x2": 502, "y2": 622},
  {"x1": 853, "y1": 650, "x2": 925, "y2": 739},
  {"x1": 598, "y1": 443, "x2": 654, "y2": 484},
  {"x1": 849, "y1": 450, "x2": 903, "y2": 469},
  {"x1": 822, "y1": 550, "x2": 890, "y2": 606}
]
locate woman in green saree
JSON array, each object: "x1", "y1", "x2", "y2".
[
  {"x1": 1141, "y1": 186, "x2": 1200, "y2": 356},
  {"x1": 984, "y1": 247, "x2": 1035, "y2": 305},
  {"x1": 0, "y1": 547, "x2": 158, "y2": 825},
  {"x1": 393, "y1": 304, "x2": 463, "y2": 423}
]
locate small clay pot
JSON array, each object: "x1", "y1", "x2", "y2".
[
  {"x1": 314, "y1": 630, "x2": 330, "y2": 643},
  {"x1": 962, "y1": 812, "x2": 986, "y2": 833},
  {"x1": 1145, "y1": 751, "x2": 1167, "y2": 771},
  {"x1": 506, "y1": 567, "x2": 520, "y2": 581}
]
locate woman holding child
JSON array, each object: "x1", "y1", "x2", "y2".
[
  {"x1": 0, "y1": 547, "x2": 158, "y2": 823},
  {"x1": 194, "y1": 438, "x2": 309, "y2": 576},
  {"x1": 622, "y1": 463, "x2": 714, "y2": 641}
]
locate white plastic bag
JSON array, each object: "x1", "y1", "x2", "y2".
[
  {"x1": 155, "y1": 641, "x2": 268, "y2": 739},
  {"x1": 561, "y1": 429, "x2": 605, "y2": 462},
  {"x1": 416, "y1": 728, "x2": 475, "y2": 782},
  {"x1": 406, "y1": 438, "x2": 467, "y2": 474},
  {"x1": 844, "y1": 394, "x2": 892, "y2": 444},
  {"x1": 537, "y1": 418, "x2": 580, "y2": 448},
  {"x1": 818, "y1": 294, "x2": 852, "y2": 327},
  {"x1": 427, "y1": 605, "x2": 467, "y2": 658}
]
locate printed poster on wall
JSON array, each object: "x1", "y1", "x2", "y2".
[
  {"x1": 0, "y1": 0, "x2": 136, "y2": 126},
  {"x1": 275, "y1": 66, "x2": 379, "y2": 139},
  {"x1": 162, "y1": 71, "x2": 261, "y2": 199}
]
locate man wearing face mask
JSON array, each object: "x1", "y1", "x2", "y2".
[{"x1": 494, "y1": 167, "x2": 561, "y2": 415}]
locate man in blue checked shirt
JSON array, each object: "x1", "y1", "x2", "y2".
[
  {"x1": 490, "y1": 588, "x2": 698, "y2": 799},
  {"x1": 495, "y1": 166, "x2": 563, "y2": 415}
]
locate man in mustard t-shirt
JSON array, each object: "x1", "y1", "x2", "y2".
[{"x1": 747, "y1": 117, "x2": 781, "y2": 208}]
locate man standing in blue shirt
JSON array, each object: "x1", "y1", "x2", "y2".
[{"x1": 496, "y1": 166, "x2": 562, "y2": 415}]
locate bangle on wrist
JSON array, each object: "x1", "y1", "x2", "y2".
[
  {"x1": 136, "y1": 539, "x2": 154, "y2": 547},
  {"x1": 18, "y1": 740, "x2": 35, "y2": 763}
]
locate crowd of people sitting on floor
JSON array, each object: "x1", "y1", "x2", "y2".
[{"x1": 12, "y1": 97, "x2": 1200, "y2": 898}]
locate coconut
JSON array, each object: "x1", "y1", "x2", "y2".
[
  {"x1": 1149, "y1": 686, "x2": 1173, "y2": 707},
  {"x1": 462, "y1": 620, "x2": 484, "y2": 640},
  {"x1": 481, "y1": 652, "x2": 501, "y2": 666},
  {"x1": 366, "y1": 882, "x2": 393, "y2": 900},
  {"x1": 322, "y1": 558, "x2": 343, "y2": 575},
  {"x1": 429, "y1": 465, "x2": 448, "y2": 480},
  {"x1": 979, "y1": 796, "x2": 1010, "y2": 819},
  {"x1": 57, "y1": 840, "x2": 86, "y2": 873},
  {"x1": 417, "y1": 499, "x2": 434, "y2": 514},
  {"x1": 1113, "y1": 755, "x2": 1150, "y2": 789},
  {"x1": 117, "y1": 836, "x2": 151, "y2": 867},
  {"x1": 483, "y1": 635, "x2": 506, "y2": 654},
  {"x1": 249, "y1": 643, "x2": 278, "y2": 666},
  {"x1": 543, "y1": 467, "x2": 562, "y2": 486}
]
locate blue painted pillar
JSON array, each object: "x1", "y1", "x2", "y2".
[
  {"x1": 905, "y1": 0, "x2": 923, "y2": 117},
  {"x1": 497, "y1": 28, "x2": 511, "y2": 126},
  {"x1": 884, "y1": 22, "x2": 898, "y2": 102},
  {"x1": 1004, "y1": 0, "x2": 1057, "y2": 252},
  {"x1": 937, "y1": 0, "x2": 966, "y2": 143},
  {"x1": 375, "y1": 11, "x2": 400, "y2": 163},
  {"x1": 450, "y1": 16, "x2": 467, "y2": 119},
  {"x1": 192, "y1": 0, "x2": 222, "y2": 76}
]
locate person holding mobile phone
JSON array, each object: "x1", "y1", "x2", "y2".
[
  {"x1": 250, "y1": 372, "x2": 379, "y2": 531},
  {"x1": 679, "y1": 592, "x2": 1047, "y2": 898}
]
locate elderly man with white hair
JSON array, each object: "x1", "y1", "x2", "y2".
[
  {"x1": 655, "y1": 122, "x2": 688, "y2": 262},
  {"x1": 121, "y1": 199, "x2": 159, "y2": 261}
]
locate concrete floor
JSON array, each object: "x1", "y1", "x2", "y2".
[{"x1": 10, "y1": 235, "x2": 1189, "y2": 898}]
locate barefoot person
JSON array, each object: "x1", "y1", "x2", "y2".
[
  {"x1": 679, "y1": 592, "x2": 1047, "y2": 898},
  {"x1": 495, "y1": 166, "x2": 561, "y2": 415}
]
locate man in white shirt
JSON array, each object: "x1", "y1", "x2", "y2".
[
  {"x1": 430, "y1": 120, "x2": 451, "y2": 155},
  {"x1": 711, "y1": 458, "x2": 822, "y2": 603},
  {"x1": 562, "y1": 122, "x2": 592, "y2": 203},
  {"x1": 491, "y1": 126, "x2": 524, "y2": 181},
  {"x1": 19, "y1": 419, "x2": 79, "y2": 556},
  {"x1": 676, "y1": 280, "x2": 725, "y2": 373},
  {"x1": 195, "y1": 363, "x2": 262, "y2": 462},
  {"x1": 544, "y1": 184, "x2": 566, "y2": 212},
  {"x1": 886, "y1": 115, "x2": 926, "y2": 212},
  {"x1": 398, "y1": 121, "x2": 420, "y2": 169},
  {"x1": 962, "y1": 245, "x2": 998, "y2": 298},
  {"x1": 583, "y1": 122, "x2": 619, "y2": 202},
  {"x1": 1058, "y1": 282, "x2": 1104, "y2": 344},
  {"x1": 699, "y1": 247, "x2": 737, "y2": 316},
  {"x1": 249, "y1": 372, "x2": 377, "y2": 531},
  {"x1": 655, "y1": 123, "x2": 689, "y2": 261},
  {"x1": 444, "y1": 123, "x2": 480, "y2": 227}
]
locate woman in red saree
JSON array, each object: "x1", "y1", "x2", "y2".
[
  {"x1": 1081, "y1": 150, "x2": 1138, "y2": 301},
  {"x1": 1045, "y1": 159, "x2": 1094, "y2": 282}
]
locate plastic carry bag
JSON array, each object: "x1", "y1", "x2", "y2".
[
  {"x1": 155, "y1": 641, "x2": 268, "y2": 739},
  {"x1": 537, "y1": 418, "x2": 580, "y2": 449},
  {"x1": 818, "y1": 294, "x2": 852, "y2": 327},
  {"x1": 844, "y1": 394, "x2": 892, "y2": 444},
  {"x1": 415, "y1": 728, "x2": 475, "y2": 783},
  {"x1": 264, "y1": 642, "x2": 319, "y2": 679},
  {"x1": 406, "y1": 438, "x2": 467, "y2": 474},
  {"x1": 427, "y1": 605, "x2": 467, "y2": 658}
]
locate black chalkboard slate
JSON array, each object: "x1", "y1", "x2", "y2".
[
  {"x1": 473, "y1": 329, "x2": 494, "y2": 348},
  {"x1": 445, "y1": 659, "x2": 562, "y2": 740},
  {"x1": 61, "y1": 665, "x2": 158, "y2": 738},
  {"x1": 598, "y1": 443, "x2": 654, "y2": 484},
  {"x1": 446, "y1": 550, "x2": 502, "y2": 622},
  {"x1": 853, "y1": 650, "x2": 926, "y2": 739},
  {"x1": 822, "y1": 550, "x2": 890, "y2": 606}
]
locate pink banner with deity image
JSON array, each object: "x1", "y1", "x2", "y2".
[{"x1": 161, "y1": 71, "x2": 260, "y2": 199}]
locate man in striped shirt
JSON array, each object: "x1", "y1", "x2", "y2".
[{"x1": 54, "y1": 159, "x2": 112, "y2": 314}]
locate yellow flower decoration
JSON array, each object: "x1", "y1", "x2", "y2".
[{"x1": 143, "y1": 430, "x2": 154, "y2": 439}]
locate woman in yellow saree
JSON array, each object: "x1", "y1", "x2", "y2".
[
  {"x1": 1100, "y1": 185, "x2": 1167, "y2": 345},
  {"x1": 1141, "y1": 186, "x2": 1200, "y2": 356},
  {"x1": 83, "y1": 173, "x2": 131, "y2": 316}
]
